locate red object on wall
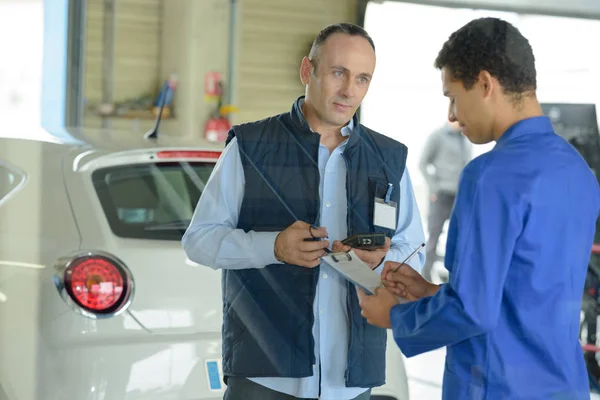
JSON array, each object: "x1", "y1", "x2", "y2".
[
  {"x1": 204, "y1": 117, "x2": 231, "y2": 143},
  {"x1": 204, "y1": 72, "x2": 223, "y2": 99}
]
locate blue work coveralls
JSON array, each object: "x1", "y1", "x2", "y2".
[{"x1": 391, "y1": 117, "x2": 600, "y2": 399}]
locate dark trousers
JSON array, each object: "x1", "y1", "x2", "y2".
[
  {"x1": 223, "y1": 376, "x2": 372, "y2": 400},
  {"x1": 422, "y1": 191, "x2": 455, "y2": 281}
]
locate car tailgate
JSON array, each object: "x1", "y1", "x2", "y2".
[{"x1": 62, "y1": 147, "x2": 224, "y2": 335}]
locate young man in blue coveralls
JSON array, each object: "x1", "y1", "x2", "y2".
[{"x1": 357, "y1": 17, "x2": 600, "y2": 400}]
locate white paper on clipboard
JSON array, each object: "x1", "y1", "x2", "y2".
[
  {"x1": 321, "y1": 250, "x2": 409, "y2": 304},
  {"x1": 321, "y1": 250, "x2": 382, "y2": 294}
]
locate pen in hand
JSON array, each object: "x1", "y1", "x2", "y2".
[
  {"x1": 375, "y1": 242, "x2": 425, "y2": 294},
  {"x1": 306, "y1": 226, "x2": 332, "y2": 254}
]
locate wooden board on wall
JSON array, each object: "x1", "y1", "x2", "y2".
[{"x1": 235, "y1": 0, "x2": 358, "y2": 124}]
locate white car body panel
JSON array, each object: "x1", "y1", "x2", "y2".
[
  {"x1": 0, "y1": 129, "x2": 409, "y2": 400},
  {"x1": 61, "y1": 148, "x2": 224, "y2": 335}
]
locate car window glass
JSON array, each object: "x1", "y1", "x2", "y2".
[{"x1": 92, "y1": 161, "x2": 214, "y2": 240}]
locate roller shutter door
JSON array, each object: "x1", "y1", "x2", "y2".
[
  {"x1": 83, "y1": 0, "x2": 162, "y2": 131},
  {"x1": 235, "y1": 0, "x2": 357, "y2": 124}
]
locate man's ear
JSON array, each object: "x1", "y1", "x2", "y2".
[
  {"x1": 478, "y1": 70, "x2": 494, "y2": 98},
  {"x1": 300, "y1": 56, "x2": 313, "y2": 85}
]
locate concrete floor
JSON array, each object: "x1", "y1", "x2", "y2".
[{"x1": 405, "y1": 347, "x2": 445, "y2": 399}]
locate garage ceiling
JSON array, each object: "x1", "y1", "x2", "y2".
[{"x1": 381, "y1": 0, "x2": 600, "y2": 19}]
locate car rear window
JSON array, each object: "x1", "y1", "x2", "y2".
[{"x1": 92, "y1": 161, "x2": 214, "y2": 240}]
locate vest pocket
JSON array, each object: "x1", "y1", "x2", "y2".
[{"x1": 371, "y1": 179, "x2": 389, "y2": 200}]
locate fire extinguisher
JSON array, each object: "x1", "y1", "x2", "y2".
[
  {"x1": 204, "y1": 115, "x2": 231, "y2": 143},
  {"x1": 204, "y1": 75, "x2": 238, "y2": 143}
]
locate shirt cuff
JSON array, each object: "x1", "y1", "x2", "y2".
[{"x1": 252, "y1": 231, "x2": 283, "y2": 267}]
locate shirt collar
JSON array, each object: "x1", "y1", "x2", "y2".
[
  {"x1": 298, "y1": 98, "x2": 354, "y2": 137},
  {"x1": 496, "y1": 116, "x2": 554, "y2": 144},
  {"x1": 447, "y1": 127, "x2": 461, "y2": 137}
]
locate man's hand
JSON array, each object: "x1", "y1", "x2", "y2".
[
  {"x1": 274, "y1": 221, "x2": 329, "y2": 268},
  {"x1": 331, "y1": 237, "x2": 391, "y2": 270},
  {"x1": 381, "y1": 262, "x2": 439, "y2": 301},
  {"x1": 356, "y1": 286, "x2": 398, "y2": 328}
]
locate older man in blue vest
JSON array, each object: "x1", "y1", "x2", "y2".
[{"x1": 183, "y1": 22, "x2": 425, "y2": 400}]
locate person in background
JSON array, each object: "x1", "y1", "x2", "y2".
[
  {"x1": 419, "y1": 120, "x2": 471, "y2": 281},
  {"x1": 182, "y1": 22, "x2": 425, "y2": 400},
  {"x1": 356, "y1": 17, "x2": 600, "y2": 399}
]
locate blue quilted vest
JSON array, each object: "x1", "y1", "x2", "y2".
[{"x1": 221, "y1": 96, "x2": 407, "y2": 388}]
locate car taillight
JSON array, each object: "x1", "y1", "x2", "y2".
[
  {"x1": 156, "y1": 150, "x2": 221, "y2": 159},
  {"x1": 54, "y1": 251, "x2": 134, "y2": 318}
]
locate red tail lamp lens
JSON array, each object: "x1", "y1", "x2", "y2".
[{"x1": 64, "y1": 257, "x2": 128, "y2": 313}]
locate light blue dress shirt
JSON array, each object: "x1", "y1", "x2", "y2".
[{"x1": 183, "y1": 116, "x2": 426, "y2": 399}]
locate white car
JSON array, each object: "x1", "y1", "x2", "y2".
[{"x1": 0, "y1": 128, "x2": 409, "y2": 400}]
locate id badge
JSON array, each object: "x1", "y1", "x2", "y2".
[{"x1": 374, "y1": 197, "x2": 397, "y2": 230}]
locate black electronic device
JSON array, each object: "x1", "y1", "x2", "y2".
[{"x1": 341, "y1": 233, "x2": 386, "y2": 250}]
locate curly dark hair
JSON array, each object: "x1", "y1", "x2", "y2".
[{"x1": 434, "y1": 17, "x2": 536, "y2": 95}]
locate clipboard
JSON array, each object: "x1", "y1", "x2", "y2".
[
  {"x1": 321, "y1": 250, "x2": 382, "y2": 295},
  {"x1": 321, "y1": 250, "x2": 408, "y2": 304}
]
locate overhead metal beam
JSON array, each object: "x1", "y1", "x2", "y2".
[{"x1": 376, "y1": 0, "x2": 600, "y2": 20}]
